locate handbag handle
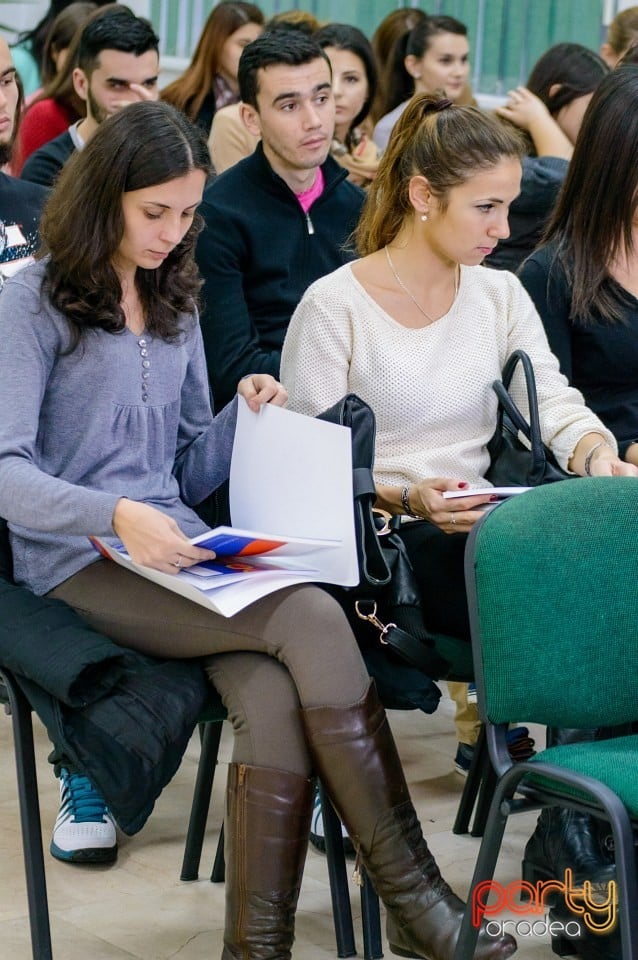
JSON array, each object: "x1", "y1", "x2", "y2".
[{"x1": 493, "y1": 350, "x2": 547, "y2": 474}]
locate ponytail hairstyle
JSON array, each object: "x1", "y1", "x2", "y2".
[
  {"x1": 604, "y1": 6, "x2": 638, "y2": 63},
  {"x1": 378, "y1": 15, "x2": 468, "y2": 118},
  {"x1": 544, "y1": 65, "x2": 638, "y2": 324},
  {"x1": 355, "y1": 93, "x2": 524, "y2": 256},
  {"x1": 371, "y1": 7, "x2": 427, "y2": 120}
]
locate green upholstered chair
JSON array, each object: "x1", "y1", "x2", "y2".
[{"x1": 455, "y1": 477, "x2": 638, "y2": 960}]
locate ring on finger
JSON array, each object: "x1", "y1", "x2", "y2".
[
  {"x1": 174, "y1": 555, "x2": 183, "y2": 568},
  {"x1": 450, "y1": 512, "x2": 456, "y2": 525}
]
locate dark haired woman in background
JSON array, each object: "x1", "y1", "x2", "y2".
[
  {"x1": 161, "y1": 0, "x2": 264, "y2": 135},
  {"x1": 487, "y1": 43, "x2": 608, "y2": 271},
  {"x1": 516, "y1": 69, "x2": 638, "y2": 957},
  {"x1": 315, "y1": 23, "x2": 379, "y2": 188},
  {"x1": 373, "y1": 15, "x2": 471, "y2": 152}
]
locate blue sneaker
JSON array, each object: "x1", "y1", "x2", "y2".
[{"x1": 50, "y1": 768, "x2": 117, "y2": 863}]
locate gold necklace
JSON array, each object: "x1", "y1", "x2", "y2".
[{"x1": 385, "y1": 246, "x2": 459, "y2": 323}]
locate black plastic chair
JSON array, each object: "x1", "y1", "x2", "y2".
[{"x1": 0, "y1": 667, "x2": 53, "y2": 960}]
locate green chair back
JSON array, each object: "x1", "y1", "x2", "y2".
[{"x1": 465, "y1": 478, "x2": 638, "y2": 730}]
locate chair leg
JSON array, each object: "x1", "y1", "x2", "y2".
[
  {"x1": 470, "y1": 758, "x2": 498, "y2": 838},
  {"x1": 211, "y1": 821, "x2": 225, "y2": 883},
  {"x1": 360, "y1": 868, "x2": 383, "y2": 960},
  {"x1": 453, "y1": 723, "x2": 488, "y2": 835},
  {"x1": 319, "y1": 782, "x2": 357, "y2": 958},
  {"x1": 5, "y1": 676, "x2": 54, "y2": 960},
  {"x1": 454, "y1": 771, "x2": 515, "y2": 960},
  {"x1": 180, "y1": 721, "x2": 223, "y2": 881},
  {"x1": 605, "y1": 803, "x2": 638, "y2": 960}
]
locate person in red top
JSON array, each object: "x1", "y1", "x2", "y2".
[{"x1": 13, "y1": 2, "x2": 100, "y2": 173}]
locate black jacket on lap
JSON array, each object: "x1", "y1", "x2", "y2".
[{"x1": 0, "y1": 521, "x2": 209, "y2": 834}]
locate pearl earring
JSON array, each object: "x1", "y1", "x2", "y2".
[{"x1": 421, "y1": 213, "x2": 428, "y2": 222}]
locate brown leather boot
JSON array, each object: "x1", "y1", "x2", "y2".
[
  {"x1": 301, "y1": 681, "x2": 517, "y2": 960},
  {"x1": 221, "y1": 763, "x2": 313, "y2": 960}
]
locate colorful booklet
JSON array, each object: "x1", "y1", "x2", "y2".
[{"x1": 89, "y1": 402, "x2": 359, "y2": 618}]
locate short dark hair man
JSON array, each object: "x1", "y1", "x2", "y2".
[
  {"x1": 20, "y1": 6, "x2": 159, "y2": 187},
  {"x1": 196, "y1": 31, "x2": 365, "y2": 411},
  {"x1": 0, "y1": 38, "x2": 48, "y2": 283}
]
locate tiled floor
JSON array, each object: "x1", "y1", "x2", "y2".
[{"x1": 0, "y1": 684, "x2": 553, "y2": 959}]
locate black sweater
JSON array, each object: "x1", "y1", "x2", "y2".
[
  {"x1": 195, "y1": 143, "x2": 365, "y2": 410},
  {"x1": 20, "y1": 129, "x2": 75, "y2": 188},
  {"x1": 519, "y1": 242, "x2": 638, "y2": 458}
]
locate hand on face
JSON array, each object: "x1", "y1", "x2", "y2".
[
  {"x1": 110, "y1": 81, "x2": 159, "y2": 112},
  {"x1": 496, "y1": 86, "x2": 550, "y2": 132}
]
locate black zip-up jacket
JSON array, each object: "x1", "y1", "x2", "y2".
[
  {"x1": 20, "y1": 130, "x2": 75, "y2": 189},
  {"x1": 196, "y1": 142, "x2": 365, "y2": 410}
]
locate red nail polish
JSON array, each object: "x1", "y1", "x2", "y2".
[{"x1": 458, "y1": 481, "x2": 469, "y2": 488}]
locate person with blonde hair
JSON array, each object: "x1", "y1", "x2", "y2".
[
  {"x1": 600, "y1": 5, "x2": 638, "y2": 66},
  {"x1": 282, "y1": 92, "x2": 637, "y2": 698}
]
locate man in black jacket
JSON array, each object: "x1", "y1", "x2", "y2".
[
  {"x1": 196, "y1": 31, "x2": 365, "y2": 411},
  {"x1": 20, "y1": 6, "x2": 159, "y2": 188}
]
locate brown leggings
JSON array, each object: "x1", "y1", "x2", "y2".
[{"x1": 49, "y1": 559, "x2": 370, "y2": 778}]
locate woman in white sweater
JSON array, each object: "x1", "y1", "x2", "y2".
[{"x1": 282, "y1": 93, "x2": 637, "y2": 640}]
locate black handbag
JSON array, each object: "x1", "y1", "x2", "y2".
[
  {"x1": 317, "y1": 395, "x2": 450, "y2": 706},
  {"x1": 485, "y1": 349, "x2": 573, "y2": 487}
]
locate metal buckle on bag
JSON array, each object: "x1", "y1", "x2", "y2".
[
  {"x1": 354, "y1": 600, "x2": 396, "y2": 643},
  {"x1": 371, "y1": 509, "x2": 392, "y2": 536}
]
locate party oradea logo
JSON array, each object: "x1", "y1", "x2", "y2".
[{"x1": 471, "y1": 869, "x2": 617, "y2": 940}]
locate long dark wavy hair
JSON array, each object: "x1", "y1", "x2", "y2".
[
  {"x1": 543, "y1": 66, "x2": 638, "y2": 324},
  {"x1": 38, "y1": 100, "x2": 211, "y2": 347}
]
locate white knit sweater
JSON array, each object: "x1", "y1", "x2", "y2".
[{"x1": 281, "y1": 262, "x2": 615, "y2": 487}]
